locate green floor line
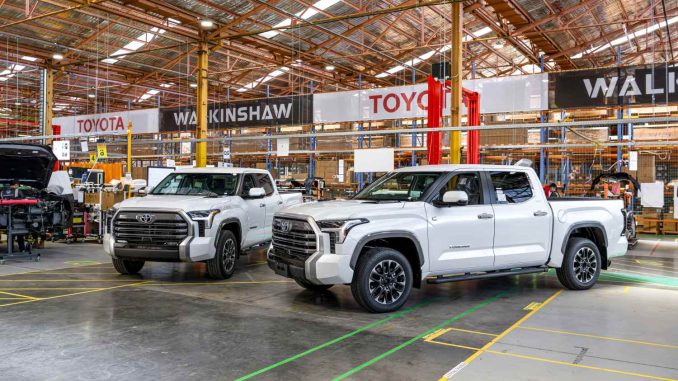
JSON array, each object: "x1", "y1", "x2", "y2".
[
  {"x1": 232, "y1": 299, "x2": 433, "y2": 381},
  {"x1": 545, "y1": 269, "x2": 678, "y2": 288},
  {"x1": 329, "y1": 291, "x2": 510, "y2": 381}
]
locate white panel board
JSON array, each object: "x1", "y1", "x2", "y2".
[
  {"x1": 354, "y1": 148, "x2": 394, "y2": 173},
  {"x1": 640, "y1": 181, "x2": 664, "y2": 208},
  {"x1": 277, "y1": 138, "x2": 290, "y2": 157}
]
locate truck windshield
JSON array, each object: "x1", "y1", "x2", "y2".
[
  {"x1": 354, "y1": 172, "x2": 441, "y2": 201},
  {"x1": 151, "y1": 173, "x2": 239, "y2": 196}
]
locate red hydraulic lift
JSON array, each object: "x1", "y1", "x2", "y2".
[{"x1": 426, "y1": 75, "x2": 480, "y2": 165}]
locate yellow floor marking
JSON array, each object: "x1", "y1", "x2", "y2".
[
  {"x1": 517, "y1": 326, "x2": 678, "y2": 349},
  {"x1": 437, "y1": 290, "x2": 563, "y2": 381},
  {"x1": 245, "y1": 261, "x2": 267, "y2": 267},
  {"x1": 143, "y1": 280, "x2": 294, "y2": 286},
  {"x1": 523, "y1": 302, "x2": 542, "y2": 311},
  {"x1": 6, "y1": 272, "x2": 121, "y2": 275},
  {"x1": 463, "y1": 290, "x2": 562, "y2": 364},
  {"x1": 0, "y1": 281, "x2": 153, "y2": 308},
  {"x1": 64, "y1": 261, "x2": 102, "y2": 265},
  {"x1": 0, "y1": 290, "x2": 41, "y2": 300},
  {"x1": 445, "y1": 327, "x2": 498, "y2": 337},
  {"x1": 623, "y1": 286, "x2": 630, "y2": 293},
  {"x1": 0, "y1": 297, "x2": 26, "y2": 300},
  {"x1": 428, "y1": 339, "x2": 678, "y2": 381},
  {"x1": 424, "y1": 328, "x2": 452, "y2": 341},
  {"x1": 0, "y1": 287, "x2": 100, "y2": 290}
]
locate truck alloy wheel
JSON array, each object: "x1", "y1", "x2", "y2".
[
  {"x1": 573, "y1": 247, "x2": 597, "y2": 283},
  {"x1": 222, "y1": 237, "x2": 237, "y2": 274},
  {"x1": 207, "y1": 230, "x2": 239, "y2": 279},
  {"x1": 556, "y1": 237, "x2": 601, "y2": 290},
  {"x1": 369, "y1": 260, "x2": 407, "y2": 305},
  {"x1": 351, "y1": 247, "x2": 413, "y2": 313}
]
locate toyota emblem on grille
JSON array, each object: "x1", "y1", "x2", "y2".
[
  {"x1": 279, "y1": 220, "x2": 292, "y2": 232},
  {"x1": 136, "y1": 213, "x2": 156, "y2": 224}
]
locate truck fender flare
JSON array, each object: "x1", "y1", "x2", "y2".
[
  {"x1": 560, "y1": 221, "x2": 608, "y2": 254},
  {"x1": 349, "y1": 231, "x2": 425, "y2": 269},
  {"x1": 216, "y1": 218, "x2": 242, "y2": 247}
]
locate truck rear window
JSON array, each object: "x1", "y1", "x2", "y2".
[{"x1": 490, "y1": 171, "x2": 532, "y2": 204}]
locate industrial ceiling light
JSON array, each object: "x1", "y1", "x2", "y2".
[
  {"x1": 325, "y1": 65, "x2": 335, "y2": 71},
  {"x1": 200, "y1": 19, "x2": 214, "y2": 29},
  {"x1": 52, "y1": 53, "x2": 64, "y2": 60},
  {"x1": 88, "y1": 94, "x2": 96, "y2": 98},
  {"x1": 190, "y1": 83, "x2": 198, "y2": 88}
]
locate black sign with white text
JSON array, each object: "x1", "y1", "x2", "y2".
[
  {"x1": 159, "y1": 94, "x2": 312, "y2": 132},
  {"x1": 550, "y1": 64, "x2": 678, "y2": 109}
]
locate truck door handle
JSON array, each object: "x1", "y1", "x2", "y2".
[
  {"x1": 533, "y1": 211, "x2": 548, "y2": 217},
  {"x1": 478, "y1": 213, "x2": 494, "y2": 219},
  {"x1": 277, "y1": 201, "x2": 283, "y2": 205},
  {"x1": 259, "y1": 203, "x2": 266, "y2": 208}
]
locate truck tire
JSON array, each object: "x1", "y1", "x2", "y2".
[
  {"x1": 295, "y1": 278, "x2": 333, "y2": 292},
  {"x1": 206, "y1": 230, "x2": 239, "y2": 280},
  {"x1": 556, "y1": 237, "x2": 601, "y2": 290},
  {"x1": 351, "y1": 247, "x2": 413, "y2": 313},
  {"x1": 112, "y1": 258, "x2": 145, "y2": 275}
]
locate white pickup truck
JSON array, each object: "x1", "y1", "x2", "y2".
[
  {"x1": 268, "y1": 164, "x2": 629, "y2": 313},
  {"x1": 103, "y1": 168, "x2": 302, "y2": 278}
]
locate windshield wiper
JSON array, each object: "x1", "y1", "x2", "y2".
[
  {"x1": 358, "y1": 199, "x2": 402, "y2": 204},
  {"x1": 203, "y1": 191, "x2": 221, "y2": 198}
]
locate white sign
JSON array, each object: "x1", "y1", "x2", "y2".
[
  {"x1": 277, "y1": 138, "x2": 290, "y2": 157},
  {"x1": 354, "y1": 148, "x2": 394, "y2": 173},
  {"x1": 313, "y1": 74, "x2": 548, "y2": 123},
  {"x1": 166, "y1": 159, "x2": 175, "y2": 167},
  {"x1": 52, "y1": 141, "x2": 70, "y2": 161},
  {"x1": 628, "y1": 151, "x2": 638, "y2": 171},
  {"x1": 53, "y1": 108, "x2": 159, "y2": 136},
  {"x1": 338, "y1": 159, "x2": 345, "y2": 183},
  {"x1": 673, "y1": 183, "x2": 678, "y2": 219},
  {"x1": 80, "y1": 141, "x2": 88, "y2": 152},
  {"x1": 640, "y1": 181, "x2": 664, "y2": 208},
  {"x1": 223, "y1": 147, "x2": 231, "y2": 160}
]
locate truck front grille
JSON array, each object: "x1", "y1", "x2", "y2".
[
  {"x1": 113, "y1": 211, "x2": 189, "y2": 248},
  {"x1": 271, "y1": 217, "x2": 317, "y2": 266}
]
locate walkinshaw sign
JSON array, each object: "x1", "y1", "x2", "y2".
[
  {"x1": 550, "y1": 64, "x2": 678, "y2": 109},
  {"x1": 159, "y1": 94, "x2": 312, "y2": 132}
]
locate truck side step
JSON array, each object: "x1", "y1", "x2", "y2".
[{"x1": 427, "y1": 266, "x2": 549, "y2": 284}]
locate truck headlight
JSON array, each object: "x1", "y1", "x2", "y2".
[
  {"x1": 187, "y1": 209, "x2": 220, "y2": 229},
  {"x1": 317, "y1": 218, "x2": 369, "y2": 244}
]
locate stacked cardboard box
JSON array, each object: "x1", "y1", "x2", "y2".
[
  {"x1": 637, "y1": 154, "x2": 655, "y2": 183},
  {"x1": 480, "y1": 128, "x2": 527, "y2": 145}
]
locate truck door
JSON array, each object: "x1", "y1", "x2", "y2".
[
  {"x1": 425, "y1": 172, "x2": 495, "y2": 273},
  {"x1": 486, "y1": 170, "x2": 552, "y2": 269},
  {"x1": 240, "y1": 173, "x2": 266, "y2": 245},
  {"x1": 254, "y1": 173, "x2": 280, "y2": 236}
]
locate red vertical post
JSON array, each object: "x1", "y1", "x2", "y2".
[
  {"x1": 464, "y1": 91, "x2": 480, "y2": 164},
  {"x1": 426, "y1": 75, "x2": 442, "y2": 165}
]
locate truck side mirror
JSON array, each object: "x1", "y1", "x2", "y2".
[
  {"x1": 434, "y1": 190, "x2": 468, "y2": 207},
  {"x1": 247, "y1": 187, "x2": 266, "y2": 199}
]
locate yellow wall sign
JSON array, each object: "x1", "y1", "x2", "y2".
[
  {"x1": 96, "y1": 143, "x2": 108, "y2": 158},
  {"x1": 89, "y1": 152, "x2": 97, "y2": 163}
]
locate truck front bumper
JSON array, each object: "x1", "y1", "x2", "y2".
[
  {"x1": 104, "y1": 233, "x2": 215, "y2": 263},
  {"x1": 266, "y1": 243, "x2": 354, "y2": 285}
]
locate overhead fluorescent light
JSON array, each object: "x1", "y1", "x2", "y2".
[
  {"x1": 325, "y1": 65, "x2": 335, "y2": 71},
  {"x1": 21, "y1": 56, "x2": 38, "y2": 62},
  {"x1": 52, "y1": 53, "x2": 64, "y2": 60},
  {"x1": 572, "y1": 16, "x2": 678, "y2": 58},
  {"x1": 237, "y1": 67, "x2": 290, "y2": 92},
  {"x1": 200, "y1": 20, "x2": 215, "y2": 28},
  {"x1": 259, "y1": 0, "x2": 341, "y2": 39}
]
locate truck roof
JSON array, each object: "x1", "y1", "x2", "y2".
[
  {"x1": 174, "y1": 167, "x2": 270, "y2": 175},
  {"x1": 394, "y1": 164, "x2": 533, "y2": 173}
]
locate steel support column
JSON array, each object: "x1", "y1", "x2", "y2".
[
  {"x1": 196, "y1": 39, "x2": 209, "y2": 168},
  {"x1": 41, "y1": 66, "x2": 54, "y2": 144},
  {"x1": 450, "y1": 1, "x2": 463, "y2": 164}
]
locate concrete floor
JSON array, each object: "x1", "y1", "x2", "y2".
[{"x1": 0, "y1": 236, "x2": 676, "y2": 381}]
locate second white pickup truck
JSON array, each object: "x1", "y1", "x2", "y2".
[
  {"x1": 104, "y1": 168, "x2": 302, "y2": 278},
  {"x1": 268, "y1": 164, "x2": 629, "y2": 312}
]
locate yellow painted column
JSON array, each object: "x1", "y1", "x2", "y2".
[
  {"x1": 44, "y1": 66, "x2": 54, "y2": 143},
  {"x1": 450, "y1": 1, "x2": 463, "y2": 164},
  {"x1": 196, "y1": 39, "x2": 209, "y2": 168},
  {"x1": 127, "y1": 120, "x2": 132, "y2": 173}
]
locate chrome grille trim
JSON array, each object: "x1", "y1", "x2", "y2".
[
  {"x1": 271, "y1": 216, "x2": 319, "y2": 265},
  {"x1": 112, "y1": 211, "x2": 189, "y2": 248}
]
